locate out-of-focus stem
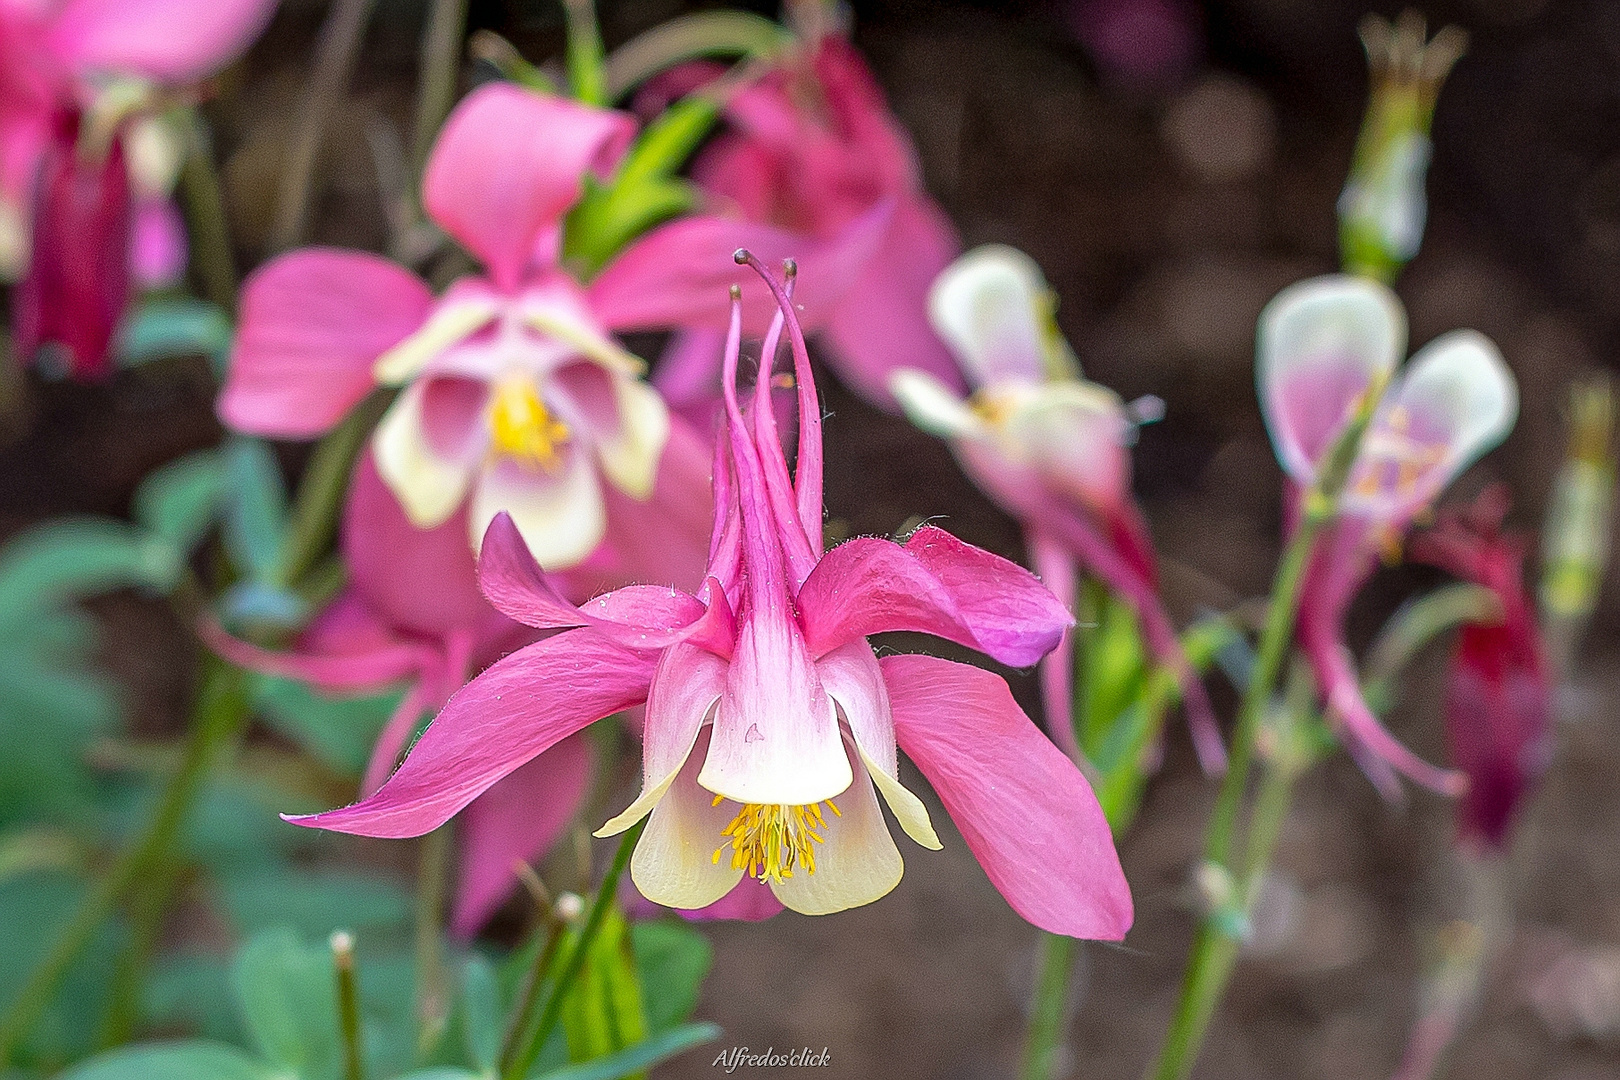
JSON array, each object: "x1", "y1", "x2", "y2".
[
  {"x1": 270, "y1": 0, "x2": 379, "y2": 252},
  {"x1": 332, "y1": 931, "x2": 364, "y2": 1080},
  {"x1": 561, "y1": 0, "x2": 607, "y2": 107},
  {"x1": 1020, "y1": 933, "x2": 1079, "y2": 1080},
  {"x1": 277, "y1": 391, "x2": 390, "y2": 589},
  {"x1": 177, "y1": 109, "x2": 237, "y2": 314},
  {"x1": 414, "y1": 825, "x2": 450, "y2": 1058},
  {"x1": 0, "y1": 658, "x2": 249, "y2": 1063},
  {"x1": 409, "y1": 0, "x2": 468, "y2": 184},
  {"x1": 93, "y1": 853, "x2": 186, "y2": 1048}
]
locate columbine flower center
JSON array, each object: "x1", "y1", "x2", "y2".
[
  {"x1": 489, "y1": 377, "x2": 570, "y2": 469},
  {"x1": 711, "y1": 798, "x2": 841, "y2": 884},
  {"x1": 1355, "y1": 405, "x2": 1446, "y2": 497}
]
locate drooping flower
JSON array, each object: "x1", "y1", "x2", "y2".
[
  {"x1": 204, "y1": 454, "x2": 595, "y2": 937},
  {"x1": 287, "y1": 255, "x2": 1131, "y2": 938},
  {"x1": 1258, "y1": 274, "x2": 1518, "y2": 797},
  {"x1": 221, "y1": 81, "x2": 845, "y2": 578},
  {"x1": 1410, "y1": 488, "x2": 1552, "y2": 846},
  {"x1": 1, "y1": 0, "x2": 279, "y2": 377},
  {"x1": 890, "y1": 245, "x2": 1224, "y2": 770},
  {"x1": 598, "y1": 23, "x2": 962, "y2": 414}
]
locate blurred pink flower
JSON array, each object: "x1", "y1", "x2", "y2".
[
  {"x1": 289, "y1": 256, "x2": 1130, "y2": 939},
  {"x1": 1, "y1": 0, "x2": 278, "y2": 377},
  {"x1": 1063, "y1": 0, "x2": 1203, "y2": 92},
  {"x1": 1258, "y1": 274, "x2": 1518, "y2": 798},
  {"x1": 618, "y1": 31, "x2": 962, "y2": 413},
  {"x1": 892, "y1": 245, "x2": 1224, "y2": 771},
  {"x1": 1411, "y1": 488, "x2": 1552, "y2": 846}
]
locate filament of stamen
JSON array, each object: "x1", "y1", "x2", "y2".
[{"x1": 710, "y1": 798, "x2": 842, "y2": 884}]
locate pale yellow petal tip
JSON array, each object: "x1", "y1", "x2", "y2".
[
  {"x1": 373, "y1": 299, "x2": 497, "y2": 385},
  {"x1": 598, "y1": 377, "x2": 670, "y2": 501}
]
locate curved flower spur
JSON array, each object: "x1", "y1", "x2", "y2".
[{"x1": 287, "y1": 253, "x2": 1133, "y2": 939}]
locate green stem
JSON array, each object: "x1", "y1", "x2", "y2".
[
  {"x1": 1020, "y1": 933, "x2": 1078, "y2": 1080},
  {"x1": 176, "y1": 109, "x2": 237, "y2": 315},
  {"x1": 561, "y1": 0, "x2": 607, "y2": 107},
  {"x1": 93, "y1": 854, "x2": 186, "y2": 1049},
  {"x1": 332, "y1": 932, "x2": 364, "y2": 1080},
  {"x1": 0, "y1": 658, "x2": 249, "y2": 1063},
  {"x1": 501, "y1": 821, "x2": 643, "y2": 1080},
  {"x1": 497, "y1": 906, "x2": 569, "y2": 1073},
  {"x1": 409, "y1": 0, "x2": 469, "y2": 185},
  {"x1": 276, "y1": 391, "x2": 389, "y2": 589},
  {"x1": 414, "y1": 825, "x2": 451, "y2": 1058}
]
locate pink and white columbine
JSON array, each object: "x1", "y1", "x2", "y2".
[
  {"x1": 2, "y1": 0, "x2": 278, "y2": 376},
  {"x1": 223, "y1": 81, "x2": 742, "y2": 575},
  {"x1": 287, "y1": 255, "x2": 1131, "y2": 938},
  {"x1": 890, "y1": 245, "x2": 1224, "y2": 770},
  {"x1": 1258, "y1": 274, "x2": 1518, "y2": 798}
]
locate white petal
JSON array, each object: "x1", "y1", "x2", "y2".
[
  {"x1": 597, "y1": 644, "x2": 726, "y2": 837},
  {"x1": 891, "y1": 368, "x2": 982, "y2": 439},
  {"x1": 630, "y1": 726, "x2": 745, "y2": 910},
  {"x1": 928, "y1": 244, "x2": 1055, "y2": 386},
  {"x1": 817, "y1": 640, "x2": 939, "y2": 850},
  {"x1": 469, "y1": 450, "x2": 605, "y2": 568},
  {"x1": 371, "y1": 382, "x2": 477, "y2": 529},
  {"x1": 769, "y1": 752, "x2": 904, "y2": 916},
  {"x1": 373, "y1": 296, "x2": 500, "y2": 385},
  {"x1": 1256, "y1": 274, "x2": 1406, "y2": 482},
  {"x1": 595, "y1": 376, "x2": 670, "y2": 501}
]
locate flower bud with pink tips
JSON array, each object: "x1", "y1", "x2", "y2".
[
  {"x1": 1258, "y1": 273, "x2": 1519, "y2": 799},
  {"x1": 890, "y1": 244, "x2": 1225, "y2": 772},
  {"x1": 284, "y1": 253, "x2": 1132, "y2": 940}
]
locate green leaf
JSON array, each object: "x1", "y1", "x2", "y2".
[
  {"x1": 249, "y1": 675, "x2": 405, "y2": 777},
  {"x1": 134, "y1": 450, "x2": 230, "y2": 556},
  {"x1": 221, "y1": 439, "x2": 289, "y2": 582},
  {"x1": 459, "y1": 955, "x2": 501, "y2": 1073},
  {"x1": 0, "y1": 519, "x2": 181, "y2": 623},
  {"x1": 532, "y1": 1022, "x2": 721, "y2": 1080},
  {"x1": 629, "y1": 921, "x2": 712, "y2": 1033},
  {"x1": 229, "y1": 929, "x2": 341, "y2": 1080},
  {"x1": 220, "y1": 870, "x2": 413, "y2": 940},
  {"x1": 562, "y1": 904, "x2": 646, "y2": 1067},
  {"x1": 115, "y1": 298, "x2": 233, "y2": 371},
  {"x1": 55, "y1": 1040, "x2": 274, "y2": 1080},
  {"x1": 143, "y1": 954, "x2": 241, "y2": 1045}
]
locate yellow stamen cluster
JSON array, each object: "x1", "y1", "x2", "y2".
[
  {"x1": 1354, "y1": 405, "x2": 1446, "y2": 499},
  {"x1": 711, "y1": 798, "x2": 842, "y2": 884},
  {"x1": 489, "y1": 377, "x2": 570, "y2": 469}
]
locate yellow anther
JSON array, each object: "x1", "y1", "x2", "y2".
[
  {"x1": 712, "y1": 801, "x2": 840, "y2": 884},
  {"x1": 489, "y1": 377, "x2": 570, "y2": 469}
]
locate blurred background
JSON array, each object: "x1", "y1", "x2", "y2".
[{"x1": 5, "y1": 0, "x2": 1620, "y2": 1077}]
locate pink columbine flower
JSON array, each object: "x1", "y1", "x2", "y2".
[
  {"x1": 1410, "y1": 488, "x2": 1552, "y2": 847},
  {"x1": 2, "y1": 0, "x2": 278, "y2": 377},
  {"x1": 205, "y1": 454, "x2": 598, "y2": 937},
  {"x1": 221, "y1": 80, "x2": 856, "y2": 577},
  {"x1": 286, "y1": 255, "x2": 1131, "y2": 939},
  {"x1": 607, "y1": 27, "x2": 962, "y2": 414},
  {"x1": 1259, "y1": 274, "x2": 1518, "y2": 798},
  {"x1": 889, "y1": 245, "x2": 1224, "y2": 770}
]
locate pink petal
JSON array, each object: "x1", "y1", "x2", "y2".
[
  {"x1": 587, "y1": 200, "x2": 894, "y2": 339},
  {"x1": 678, "y1": 876, "x2": 784, "y2": 922},
  {"x1": 797, "y1": 525, "x2": 1074, "y2": 668},
  {"x1": 477, "y1": 511, "x2": 707, "y2": 645},
  {"x1": 451, "y1": 733, "x2": 593, "y2": 937},
  {"x1": 820, "y1": 195, "x2": 964, "y2": 408},
  {"x1": 1028, "y1": 531, "x2": 1082, "y2": 762},
  {"x1": 47, "y1": 0, "x2": 277, "y2": 84},
  {"x1": 883, "y1": 654, "x2": 1132, "y2": 940},
  {"x1": 129, "y1": 195, "x2": 185, "y2": 288},
  {"x1": 651, "y1": 327, "x2": 728, "y2": 414},
  {"x1": 286, "y1": 630, "x2": 656, "y2": 838},
  {"x1": 221, "y1": 249, "x2": 432, "y2": 438},
  {"x1": 422, "y1": 84, "x2": 634, "y2": 290},
  {"x1": 343, "y1": 451, "x2": 491, "y2": 639},
  {"x1": 594, "y1": 417, "x2": 717, "y2": 593},
  {"x1": 197, "y1": 613, "x2": 431, "y2": 693}
]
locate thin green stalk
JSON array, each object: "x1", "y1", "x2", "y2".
[
  {"x1": 415, "y1": 825, "x2": 451, "y2": 1058},
  {"x1": 332, "y1": 931, "x2": 364, "y2": 1080},
  {"x1": 561, "y1": 0, "x2": 607, "y2": 107},
  {"x1": 93, "y1": 853, "x2": 186, "y2": 1048},
  {"x1": 1020, "y1": 933, "x2": 1078, "y2": 1080},
  {"x1": 501, "y1": 820, "x2": 644, "y2": 1080},
  {"x1": 497, "y1": 905, "x2": 570, "y2": 1072},
  {"x1": 0, "y1": 658, "x2": 249, "y2": 1062},
  {"x1": 409, "y1": 0, "x2": 469, "y2": 184},
  {"x1": 177, "y1": 109, "x2": 237, "y2": 314},
  {"x1": 277, "y1": 391, "x2": 390, "y2": 589}
]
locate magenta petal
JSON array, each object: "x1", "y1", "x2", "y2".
[
  {"x1": 1028, "y1": 531, "x2": 1082, "y2": 762},
  {"x1": 451, "y1": 733, "x2": 592, "y2": 937},
  {"x1": 478, "y1": 512, "x2": 707, "y2": 644},
  {"x1": 680, "y1": 875, "x2": 785, "y2": 922},
  {"x1": 343, "y1": 452, "x2": 490, "y2": 638},
  {"x1": 129, "y1": 195, "x2": 186, "y2": 287},
  {"x1": 198, "y1": 615, "x2": 430, "y2": 693},
  {"x1": 423, "y1": 84, "x2": 634, "y2": 290},
  {"x1": 285, "y1": 630, "x2": 655, "y2": 838},
  {"x1": 48, "y1": 0, "x2": 277, "y2": 84},
  {"x1": 588, "y1": 201, "x2": 894, "y2": 338},
  {"x1": 222, "y1": 249, "x2": 432, "y2": 438},
  {"x1": 595, "y1": 418, "x2": 717, "y2": 594},
  {"x1": 883, "y1": 654, "x2": 1132, "y2": 940},
  {"x1": 820, "y1": 195, "x2": 964, "y2": 408},
  {"x1": 797, "y1": 525, "x2": 1074, "y2": 668}
]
